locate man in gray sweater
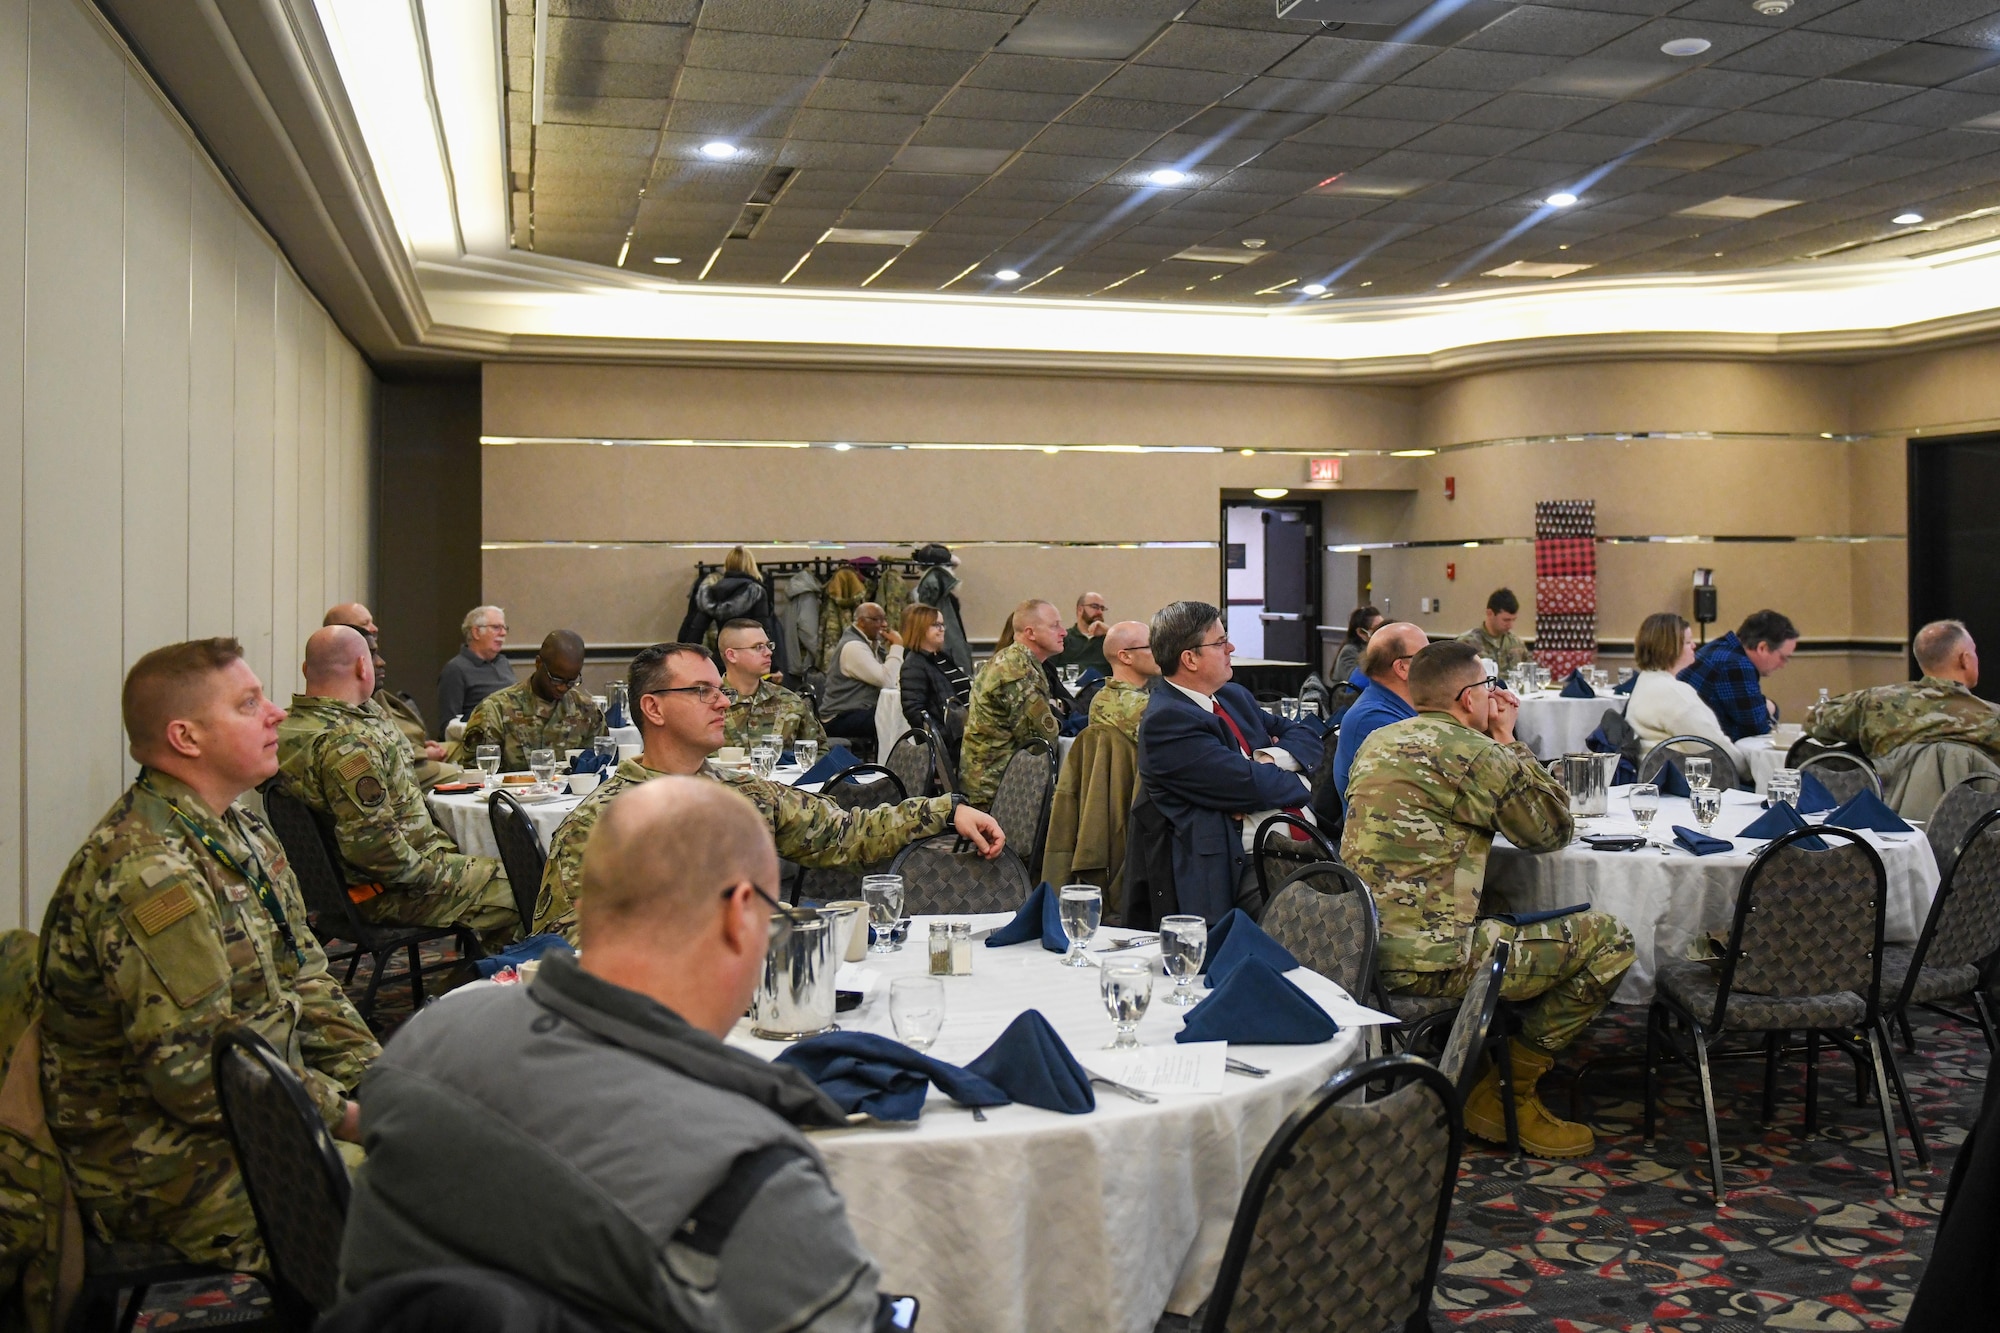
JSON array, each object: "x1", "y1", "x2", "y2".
[{"x1": 338, "y1": 776, "x2": 904, "y2": 1331}]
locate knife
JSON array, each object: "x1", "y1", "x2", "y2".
[
  {"x1": 1091, "y1": 934, "x2": 1160, "y2": 953},
  {"x1": 1083, "y1": 1072, "x2": 1159, "y2": 1104},
  {"x1": 1225, "y1": 1058, "x2": 1269, "y2": 1078}
]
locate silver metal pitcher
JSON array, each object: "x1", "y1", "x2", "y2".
[
  {"x1": 751, "y1": 913, "x2": 838, "y2": 1041},
  {"x1": 817, "y1": 904, "x2": 862, "y2": 966},
  {"x1": 1561, "y1": 752, "x2": 1616, "y2": 817}
]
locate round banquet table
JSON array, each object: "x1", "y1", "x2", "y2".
[
  {"x1": 1484, "y1": 784, "x2": 1939, "y2": 1004},
  {"x1": 1735, "y1": 729, "x2": 1806, "y2": 794},
  {"x1": 1513, "y1": 688, "x2": 1622, "y2": 760},
  {"x1": 729, "y1": 917, "x2": 1368, "y2": 1333}
]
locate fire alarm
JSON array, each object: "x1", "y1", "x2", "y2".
[
  {"x1": 1444, "y1": 475, "x2": 1456, "y2": 500},
  {"x1": 1446, "y1": 562, "x2": 1456, "y2": 581}
]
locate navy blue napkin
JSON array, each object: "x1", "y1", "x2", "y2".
[
  {"x1": 1613, "y1": 674, "x2": 1636, "y2": 696},
  {"x1": 1796, "y1": 771, "x2": 1838, "y2": 814},
  {"x1": 474, "y1": 933, "x2": 575, "y2": 978},
  {"x1": 1076, "y1": 667, "x2": 1106, "y2": 690},
  {"x1": 781, "y1": 751, "x2": 797, "y2": 767},
  {"x1": 1176, "y1": 958, "x2": 1337, "y2": 1046},
  {"x1": 985, "y1": 882, "x2": 1067, "y2": 952},
  {"x1": 1656, "y1": 761, "x2": 1692, "y2": 798},
  {"x1": 965, "y1": 1011, "x2": 1095, "y2": 1114},
  {"x1": 1561, "y1": 669, "x2": 1596, "y2": 699},
  {"x1": 1827, "y1": 788, "x2": 1914, "y2": 833},
  {"x1": 1060, "y1": 709, "x2": 1090, "y2": 737},
  {"x1": 775, "y1": 1032, "x2": 1009, "y2": 1121},
  {"x1": 1484, "y1": 903, "x2": 1591, "y2": 928},
  {"x1": 1672, "y1": 824, "x2": 1734, "y2": 856},
  {"x1": 606, "y1": 696, "x2": 627, "y2": 728},
  {"x1": 1739, "y1": 801, "x2": 1828, "y2": 849},
  {"x1": 568, "y1": 748, "x2": 613, "y2": 775},
  {"x1": 1201, "y1": 908, "x2": 1300, "y2": 986},
  {"x1": 798, "y1": 745, "x2": 863, "y2": 787}
]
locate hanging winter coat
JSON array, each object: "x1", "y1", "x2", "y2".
[
  {"x1": 781, "y1": 569, "x2": 824, "y2": 674},
  {"x1": 818, "y1": 567, "x2": 869, "y2": 670},
  {"x1": 876, "y1": 563, "x2": 913, "y2": 632},
  {"x1": 914, "y1": 561, "x2": 972, "y2": 677},
  {"x1": 678, "y1": 571, "x2": 780, "y2": 651}
]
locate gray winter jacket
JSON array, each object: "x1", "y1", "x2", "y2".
[{"x1": 337, "y1": 953, "x2": 885, "y2": 1333}]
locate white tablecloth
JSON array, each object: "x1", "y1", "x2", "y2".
[
  {"x1": 730, "y1": 918, "x2": 1367, "y2": 1333},
  {"x1": 1485, "y1": 785, "x2": 1939, "y2": 1004},
  {"x1": 1513, "y1": 689, "x2": 1623, "y2": 760},
  {"x1": 876, "y1": 686, "x2": 909, "y2": 758},
  {"x1": 1736, "y1": 730, "x2": 1807, "y2": 793}
]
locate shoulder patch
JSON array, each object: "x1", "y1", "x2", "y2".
[
  {"x1": 132, "y1": 883, "x2": 198, "y2": 936},
  {"x1": 354, "y1": 775, "x2": 385, "y2": 807},
  {"x1": 336, "y1": 749, "x2": 373, "y2": 781}
]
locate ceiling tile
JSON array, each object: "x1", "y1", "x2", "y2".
[
  {"x1": 934, "y1": 86, "x2": 1080, "y2": 120},
  {"x1": 1135, "y1": 23, "x2": 1306, "y2": 75},
  {"x1": 1717, "y1": 29, "x2": 1902, "y2": 79},
  {"x1": 1837, "y1": 42, "x2": 2000, "y2": 87},
  {"x1": 892, "y1": 145, "x2": 1017, "y2": 173},
  {"x1": 550, "y1": 2, "x2": 701, "y2": 21},
  {"x1": 682, "y1": 31, "x2": 840, "y2": 74},
  {"x1": 678, "y1": 68, "x2": 814, "y2": 105},
  {"x1": 788, "y1": 107, "x2": 927, "y2": 143},
  {"x1": 907, "y1": 116, "x2": 1044, "y2": 148},
  {"x1": 1402, "y1": 48, "x2": 1571, "y2": 93},
  {"x1": 1062, "y1": 97, "x2": 1200, "y2": 132},
  {"x1": 962, "y1": 54, "x2": 1114, "y2": 93},
  {"x1": 546, "y1": 16, "x2": 690, "y2": 63},
  {"x1": 1027, "y1": 123, "x2": 1156, "y2": 157},
  {"x1": 1635, "y1": 67, "x2": 1806, "y2": 109},
  {"x1": 1097, "y1": 64, "x2": 1247, "y2": 105},
  {"x1": 998, "y1": 16, "x2": 1171, "y2": 60},
  {"x1": 1289, "y1": 115, "x2": 1429, "y2": 148},
  {"x1": 1342, "y1": 85, "x2": 1497, "y2": 121},
  {"x1": 850, "y1": 2, "x2": 1022, "y2": 51},
  {"x1": 1680, "y1": 109, "x2": 1830, "y2": 146},
  {"x1": 1806, "y1": 0, "x2": 2000, "y2": 43},
  {"x1": 546, "y1": 57, "x2": 680, "y2": 99},
  {"x1": 828, "y1": 43, "x2": 985, "y2": 84},
  {"x1": 1859, "y1": 88, "x2": 2000, "y2": 128},
  {"x1": 1455, "y1": 91, "x2": 1610, "y2": 129},
  {"x1": 805, "y1": 78, "x2": 950, "y2": 113},
  {"x1": 774, "y1": 141, "x2": 901, "y2": 169},
  {"x1": 1265, "y1": 35, "x2": 1435, "y2": 85},
  {"x1": 1747, "y1": 77, "x2": 1915, "y2": 119},
  {"x1": 1515, "y1": 58, "x2": 1688, "y2": 99}
]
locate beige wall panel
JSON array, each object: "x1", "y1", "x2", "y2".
[
  {"x1": 483, "y1": 362, "x2": 1417, "y2": 453},
  {"x1": 188, "y1": 169, "x2": 236, "y2": 636},
  {"x1": 343, "y1": 346, "x2": 372, "y2": 601},
  {"x1": 1850, "y1": 541, "x2": 1908, "y2": 641},
  {"x1": 271, "y1": 275, "x2": 301, "y2": 693},
  {"x1": 294, "y1": 308, "x2": 326, "y2": 643},
  {"x1": 1852, "y1": 340, "x2": 2000, "y2": 434},
  {"x1": 1848, "y1": 437, "x2": 1906, "y2": 534},
  {"x1": 323, "y1": 329, "x2": 345, "y2": 609},
  {"x1": 1417, "y1": 361, "x2": 1850, "y2": 447},
  {"x1": 23, "y1": 0, "x2": 127, "y2": 912},
  {"x1": 1366, "y1": 544, "x2": 1531, "y2": 640},
  {"x1": 232, "y1": 225, "x2": 277, "y2": 690},
  {"x1": 0, "y1": 0, "x2": 23, "y2": 924}
]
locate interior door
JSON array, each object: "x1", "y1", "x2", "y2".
[
  {"x1": 1261, "y1": 508, "x2": 1312, "y2": 662},
  {"x1": 1910, "y1": 434, "x2": 2000, "y2": 700}
]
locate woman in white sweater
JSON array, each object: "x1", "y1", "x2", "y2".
[{"x1": 1626, "y1": 612, "x2": 1745, "y2": 776}]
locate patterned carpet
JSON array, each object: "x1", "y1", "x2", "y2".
[{"x1": 135, "y1": 949, "x2": 1984, "y2": 1330}]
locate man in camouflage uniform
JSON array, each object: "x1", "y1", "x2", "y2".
[
  {"x1": 1343, "y1": 639, "x2": 1632, "y2": 1159},
  {"x1": 1456, "y1": 587, "x2": 1531, "y2": 673},
  {"x1": 534, "y1": 644, "x2": 1005, "y2": 941},
  {"x1": 38, "y1": 638, "x2": 378, "y2": 1272},
  {"x1": 460, "y1": 630, "x2": 605, "y2": 773},
  {"x1": 323, "y1": 602, "x2": 462, "y2": 791},
  {"x1": 959, "y1": 598, "x2": 1065, "y2": 807},
  {"x1": 1087, "y1": 620, "x2": 1158, "y2": 744},
  {"x1": 278, "y1": 626, "x2": 521, "y2": 947},
  {"x1": 718, "y1": 618, "x2": 826, "y2": 751},
  {"x1": 1808, "y1": 619, "x2": 2000, "y2": 761}
]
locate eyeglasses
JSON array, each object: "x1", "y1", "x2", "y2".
[
  {"x1": 1191, "y1": 637, "x2": 1231, "y2": 653},
  {"x1": 478, "y1": 622, "x2": 507, "y2": 633},
  {"x1": 1454, "y1": 675, "x2": 1504, "y2": 703},
  {"x1": 729, "y1": 641, "x2": 774, "y2": 654},
  {"x1": 724, "y1": 881, "x2": 811, "y2": 947},
  {"x1": 646, "y1": 682, "x2": 728, "y2": 703},
  {"x1": 541, "y1": 666, "x2": 583, "y2": 687},
  {"x1": 1121, "y1": 644, "x2": 1152, "y2": 654}
]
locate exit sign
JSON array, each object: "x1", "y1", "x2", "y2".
[{"x1": 1309, "y1": 457, "x2": 1342, "y2": 483}]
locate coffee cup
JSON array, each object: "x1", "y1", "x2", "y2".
[{"x1": 567, "y1": 771, "x2": 600, "y2": 796}]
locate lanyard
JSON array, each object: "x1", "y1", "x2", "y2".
[{"x1": 146, "y1": 781, "x2": 306, "y2": 965}]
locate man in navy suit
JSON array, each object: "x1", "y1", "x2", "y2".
[{"x1": 1137, "y1": 601, "x2": 1325, "y2": 923}]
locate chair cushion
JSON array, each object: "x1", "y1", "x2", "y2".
[
  {"x1": 1655, "y1": 959, "x2": 1865, "y2": 1031},
  {"x1": 1880, "y1": 943, "x2": 1982, "y2": 1007},
  {"x1": 1382, "y1": 990, "x2": 1458, "y2": 1023}
]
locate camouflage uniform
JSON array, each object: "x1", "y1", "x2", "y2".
[
  {"x1": 370, "y1": 689, "x2": 461, "y2": 791},
  {"x1": 1341, "y1": 713, "x2": 1632, "y2": 1053},
  {"x1": 1806, "y1": 676, "x2": 2000, "y2": 761},
  {"x1": 277, "y1": 696, "x2": 520, "y2": 947},
  {"x1": 36, "y1": 772, "x2": 379, "y2": 1271},
  {"x1": 1088, "y1": 678, "x2": 1151, "y2": 745},
  {"x1": 1457, "y1": 626, "x2": 1532, "y2": 673},
  {"x1": 722, "y1": 678, "x2": 827, "y2": 751},
  {"x1": 534, "y1": 758, "x2": 956, "y2": 942},
  {"x1": 2, "y1": 929, "x2": 70, "y2": 1331},
  {"x1": 460, "y1": 680, "x2": 606, "y2": 774},
  {"x1": 959, "y1": 641, "x2": 1060, "y2": 808}
]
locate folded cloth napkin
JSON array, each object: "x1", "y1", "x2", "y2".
[
  {"x1": 985, "y1": 882, "x2": 1067, "y2": 952},
  {"x1": 1176, "y1": 958, "x2": 1338, "y2": 1046},
  {"x1": 474, "y1": 933, "x2": 575, "y2": 978},
  {"x1": 1201, "y1": 908, "x2": 1300, "y2": 987},
  {"x1": 1739, "y1": 801, "x2": 1828, "y2": 849},
  {"x1": 1561, "y1": 669, "x2": 1597, "y2": 699},
  {"x1": 1076, "y1": 667, "x2": 1106, "y2": 689},
  {"x1": 1827, "y1": 788, "x2": 1915, "y2": 833},
  {"x1": 1672, "y1": 824, "x2": 1734, "y2": 856},
  {"x1": 1484, "y1": 903, "x2": 1592, "y2": 928},
  {"x1": 1796, "y1": 771, "x2": 1839, "y2": 814},
  {"x1": 1614, "y1": 674, "x2": 1636, "y2": 696},
  {"x1": 568, "y1": 749, "x2": 612, "y2": 776},
  {"x1": 774, "y1": 1031, "x2": 1009, "y2": 1121},
  {"x1": 798, "y1": 745, "x2": 863, "y2": 787},
  {"x1": 965, "y1": 1011, "x2": 1096, "y2": 1114},
  {"x1": 1060, "y1": 709, "x2": 1090, "y2": 738},
  {"x1": 1656, "y1": 761, "x2": 1692, "y2": 798}
]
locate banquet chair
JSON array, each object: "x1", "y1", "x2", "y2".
[
  {"x1": 1251, "y1": 814, "x2": 1338, "y2": 909},
  {"x1": 317, "y1": 1268, "x2": 611, "y2": 1333},
  {"x1": 1925, "y1": 773, "x2": 2000, "y2": 877},
  {"x1": 68, "y1": 1241, "x2": 242, "y2": 1333},
  {"x1": 260, "y1": 779, "x2": 477, "y2": 1025},
  {"x1": 486, "y1": 790, "x2": 548, "y2": 934},
  {"x1": 1261, "y1": 862, "x2": 1379, "y2": 1006},
  {"x1": 1637, "y1": 735, "x2": 1741, "y2": 791},
  {"x1": 819, "y1": 764, "x2": 907, "y2": 810},
  {"x1": 1433, "y1": 942, "x2": 1518, "y2": 1151},
  {"x1": 1198, "y1": 1055, "x2": 1462, "y2": 1333},
  {"x1": 1796, "y1": 749, "x2": 1883, "y2": 803},
  {"x1": 883, "y1": 729, "x2": 940, "y2": 800},
  {"x1": 211, "y1": 1026, "x2": 350, "y2": 1330},
  {"x1": 988, "y1": 740, "x2": 1057, "y2": 878},
  {"x1": 1883, "y1": 808, "x2": 2000, "y2": 1074},
  {"x1": 1646, "y1": 825, "x2": 1921, "y2": 1203},
  {"x1": 888, "y1": 833, "x2": 1033, "y2": 914},
  {"x1": 1785, "y1": 734, "x2": 1858, "y2": 768}
]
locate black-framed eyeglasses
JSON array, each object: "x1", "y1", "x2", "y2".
[
  {"x1": 1455, "y1": 675, "x2": 1503, "y2": 703},
  {"x1": 646, "y1": 683, "x2": 728, "y2": 703},
  {"x1": 1123, "y1": 644, "x2": 1152, "y2": 654},
  {"x1": 731, "y1": 640, "x2": 775, "y2": 654},
  {"x1": 1192, "y1": 637, "x2": 1231, "y2": 653},
  {"x1": 541, "y1": 666, "x2": 583, "y2": 687},
  {"x1": 725, "y1": 880, "x2": 812, "y2": 947}
]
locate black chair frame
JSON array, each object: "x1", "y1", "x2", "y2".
[
  {"x1": 1403, "y1": 939, "x2": 1520, "y2": 1157},
  {"x1": 66, "y1": 1241, "x2": 241, "y2": 1333},
  {"x1": 816, "y1": 763, "x2": 908, "y2": 808},
  {"x1": 1637, "y1": 734, "x2": 1742, "y2": 791},
  {"x1": 991, "y1": 739, "x2": 1058, "y2": 880},
  {"x1": 1785, "y1": 735, "x2": 1864, "y2": 768},
  {"x1": 883, "y1": 729, "x2": 941, "y2": 800},
  {"x1": 1888, "y1": 806, "x2": 2000, "y2": 1063},
  {"x1": 486, "y1": 789, "x2": 548, "y2": 934},
  {"x1": 1795, "y1": 747, "x2": 1884, "y2": 802},
  {"x1": 1250, "y1": 813, "x2": 1339, "y2": 905}
]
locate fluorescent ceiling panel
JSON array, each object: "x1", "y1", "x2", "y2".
[
  {"x1": 820, "y1": 227, "x2": 925, "y2": 245},
  {"x1": 1310, "y1": 174, "x2": 1428, "y2": 197},
  {"x1": 1676, "y1": 196, "x2": 1801, "y2": 219},
  {"x1": 1171, "y1": 246, "x2": 1264, "y2": 265},
  {"x1": 1518, "y1": 58, "x2": 1685, "y2": 99},
  {"x1": 1275, "y1": 0, "x2": 1429, "y2": 22},
  {"x1": 1837, "y1": 42, "x2": 2000, "y2": 88},
  {"x1": 997, "y1": 17, "x2": 1170, "y2": 60},
  {"x1": 1485, "y1": 261, "x2": 1595, "y2": 278},
  {"x1": 1628, "y1": 141, "x2": 1753, "y2": 171}
]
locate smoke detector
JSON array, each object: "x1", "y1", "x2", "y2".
[{"x1": 1751, "y1": 0, "x2": 1791, "y2": 14}]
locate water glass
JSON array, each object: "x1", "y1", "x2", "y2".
[
  {"x1": 1683, "y1": 756, "x2": 1713, "y2": 790},
  {"x1": 593, "y1": 734, "x2": 618, "y2": 765},
  {"x1": 889, "y1": 978, "x2": 946, "y2": 1052},
  {"x1": 1690, "y1": 784, "x2": 1722, "y2": 831},
  {"x1": 1058, "y1": 885, "x2": 1102, "y2": 967},
  {"x1": 1768, "y1": 769, "x2": 1801, "y2": 808},
  {"x1": 1100, "y1": 961, "x2": 1153, "y2": 1050},
  {"x1": 760, "y1": 732, "x2": 783, "y2": 760},
  {"x1": 1628, "y1": 783, "x2": 1661, "y2": 836},
  {"x1": 750, "y1": 743, "x2": 778, "y2": 780},
  {"x1": 794, "y1": 739, "x2": 819, "y2": 772},
  {"x1": 862, "y1": 874, "x2": 904, "y2": 953},
  {"x1": 475, "y1": 744, "x2": 501, "y2": 787},
  {"x1": 1160, "y1": 914, "x2": 1207, "y2": 1006}
]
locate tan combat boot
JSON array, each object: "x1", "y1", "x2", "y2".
[{"x1": 1461, "y1": 1038, "x2": 1596, "y2": 1159}]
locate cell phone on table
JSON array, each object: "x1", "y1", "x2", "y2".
[{"x1": 881, "y1": 1294, "x2": 919, "y2": 1330}]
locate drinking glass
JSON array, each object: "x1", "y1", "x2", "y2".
[
  {"x1": 1280, "y1": 696, "x2": 1300, "y2": 721},
  {"x1": 1059, "y1": 885, "x2": 1102, "y2": 967},
  {"x1": 593, "y1": 735, "x2": 618, "y2": 765},
  {"x1": 528, "y1": 748, "x2": 557, "y2": 793},
  {"x1": 1628, "y1": 783, "x2": 1661, "y2": 837},
  {"x1": 475, "y1": 745, "x2": 501, "y2": 787},
  {"x1": 1684, "y1": 756, "x2": 1713, "y2": 790},
  {"x1": 794, "y1": 739, "x2": 819, "y2": 773},
  {"x1": 862, "y1": 874, "x2": 904, "y2": 954},
  {"x1": 889, "y1": 978, "x2": 946, "y2": 1052},
  {"x1": 1768, "y1": 769, "x2": 1801, "y2": 808},
  {"x1": 750, "y1": 743, "x2": 778, "y2": 780},
  {"x1": 760, "y1": 732, "x2": 783, "y2": 760},
  {"x1": 1159, "y1": 914, "x2": 1207, "y2": 1006},
  {"x1": 1062, "y1": 664, "x2": 1083, "y2": 692},
  {"x1": 1100, "y1": 961, "x2": 1153, "y2": 1050},
  {"x1": 1690, "y1": 784, "x2": 1722, "y2": 831}
]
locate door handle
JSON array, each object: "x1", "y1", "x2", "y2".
[{"x1": 1258, "y1": 612, "x2": 1303, "y2": 622}]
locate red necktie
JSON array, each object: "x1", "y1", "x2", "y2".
[{"x1": 1214, "y1": 703, "x2": 1311, "y2": 839}]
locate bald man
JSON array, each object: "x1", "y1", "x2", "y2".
[
  {"x1": 461, "y1": 629, "x2": 606, "y2": 773},
  {"x1": 1086, "y1": 620, "x2": 1159, "y2": 744},
  {"x1": 324, "y1": 602, "x2": 460, "y2": 790},
  {"x1": 1331, "y1": 621, "x2": 1430, "y2": 800},
  {"x1": 341, "y1": 778, "x2": 900, "y2": 1332},
  {"x1": 960, "y1": 597, "x2": 1065, "y2": 806},
  {"x1": 278, "y1": 626, "x2": 520, "y2": 946},
  {"x1": 39, "y1": 637, "x2": 376, "y2": 1271},
  {"x1": 820, "y1": 601, "x2": 903, "y2": 749},
  {"x1": 1053, "y1": 590, "x2": 1110, "y2": 675}
]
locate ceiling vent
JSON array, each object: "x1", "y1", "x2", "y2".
[
  {"x1": 1171, "y1": 246, "x2": 1265, "y2": 265},
  {"x1": 1484, "y1": 261, "x2": 1595, "y2": 278},
  {"x1": 820, "y1": 227, "x2": 925, "y2": 246},
  {"x1": 725, "y1": 166, "x2": 797, "y2": 241},
  {"x1": 1675, "y1": 195, "x2": 1800, "y2": 219}
]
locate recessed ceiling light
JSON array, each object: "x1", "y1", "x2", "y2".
[
  {"x1": 1147, "y1": 168, "x2": 1188, "y2": 186},
  {"x1": 700, "y1": 141, "x2": 737, "y2": 159},
  {"x1": 1893, "y1": 211, "x2": 1925, "y2": 225},
  {"x1": 1253, "y1": 488, "x2": 1290, "y2": 500},
  {"x1": 1301, "y1": 283, "x2": 1328, "y2": 295},
  {"x1": 832, "y1": 442, "x2": 852, "y2": 451},
  {"x1": 1042, "y1": 446, "x2": 1059, "y2": 454},
  {"x1": 1751, "y1": 0, "x2": 1791, "y2": 13},
  {"x1": 1660, "y1": 37, "x2": 1711, "y2": 57},
  {"x1": 995, "y1": 269, "x2": 1021, "y2": 281},
  {"x1": 1239, "y1": 448, "x2": 1254, "y2": 456},
  {"x1": 1241, "y1": 238, "x2": 1266, "y2": 250},
  {"x1": 1390, "y1": 449, "x2": 1438, "y2": 458},
  {"x1": 652, "y1": 256, "x2": 682, "y2": 264},
  {"x1": 1546, "y1": 191, "x2": 1579, "y2": 207}
]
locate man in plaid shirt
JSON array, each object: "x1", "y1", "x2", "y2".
[{"x1": 1678, "y1": 609, "x2": 1799, "y2": 741}]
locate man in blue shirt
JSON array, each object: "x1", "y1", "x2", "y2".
[
  {"x1": 1332, "y1": 622, "x2": 1428, "y2": 799},
  {"x1": 1678, "y1": 609, "x2": 1798, "y2": 741}
]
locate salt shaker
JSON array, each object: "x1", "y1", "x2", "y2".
[{"x1": 949, "y1": 921, "x2": 974, "y2": 976}]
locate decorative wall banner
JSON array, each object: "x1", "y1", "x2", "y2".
[{"x1": 1534, "y1": 500, "x2": 1597, "y2": 679}]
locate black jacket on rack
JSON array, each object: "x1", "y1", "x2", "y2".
[{"x1": 676, "y1": 572, "x2": 785, "y2": 665}]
